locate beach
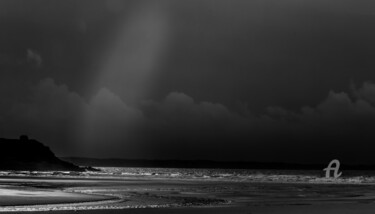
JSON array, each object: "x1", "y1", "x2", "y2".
[
  {"x1": 12, "y1": 204, "x2": 375, "y2": 214},
  {"x1": 0, "y1": 168, "x2": 375, "y2": 213}
]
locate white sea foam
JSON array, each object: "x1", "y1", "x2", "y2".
[
  {"x1": 86, "y1": 167, "x2": 375, "y2": 184},
  {"x1": 1, "y1": 167, "x2": 375, "y2": 184}
]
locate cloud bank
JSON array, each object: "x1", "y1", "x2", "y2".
[
  {"x1": 26, "y1": 49, "x2": 42, "y2": 68},
  {"x1": 3, "y1": 78, "x2": 375, "y2": 163}
]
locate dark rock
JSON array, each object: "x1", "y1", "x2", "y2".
[{"x1": 0, "y1": 136, "x2": 82, "y2": 171}]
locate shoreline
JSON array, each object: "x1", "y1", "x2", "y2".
[
  {"x1": 1, "y1": 172, "x2": 375, "y2": 212},
  {"x1": 5, "y1": 204, "x2": 375, "y2": 214},
  {"x1": 0, "y1": 176, "x2": 230, "y2": 211}
]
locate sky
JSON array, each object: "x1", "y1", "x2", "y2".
[{"x1": 1, "y1": 0, "x2": 375, "y2": 164}]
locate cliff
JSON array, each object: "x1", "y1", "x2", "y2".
[{"x1": 0, "y1": 136, "x2": 82, "y2": 171}]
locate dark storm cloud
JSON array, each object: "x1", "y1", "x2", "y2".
[
  {"x1": 1, "y1": 79, "x2": 87, "y2": 155},
  {"x1": 2, "y1": 0, "x2": 375, "y2": 107},
  {"x1": 137, "y1": 83, "x2": 375, "y2": 163},
  {"x1": 26, "y1": 49, "x2": 42, "y2": 68},
  {"x1": 1, "y1": 78, "x2": 142, "y2": 156},
  {"x1": 3, "y1": 77, "x2": 375, "y2": 163},
  {"x1": 261, "y1": 83, "x2": 375, "y2": 163},
  {"x1": 152, "y1": 0, "x2": 375, "y2": 112},
  {"x1": 2, "y1": 0, "x2": 375, "y2": 163}
]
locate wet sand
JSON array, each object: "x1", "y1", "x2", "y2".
[
  {"x1": 0, "y1": 188, "x2": 108, "y2": 206},
  {"x1": 6, "y1": 204, "x2": 375, "y2": 214},
  {"x1": 1, "y1": 176, "x2": 375, "y2": 213}
]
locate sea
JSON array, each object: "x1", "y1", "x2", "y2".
[{"x1": 3, "y1": 167, "x2": 375, "y2": 184}]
